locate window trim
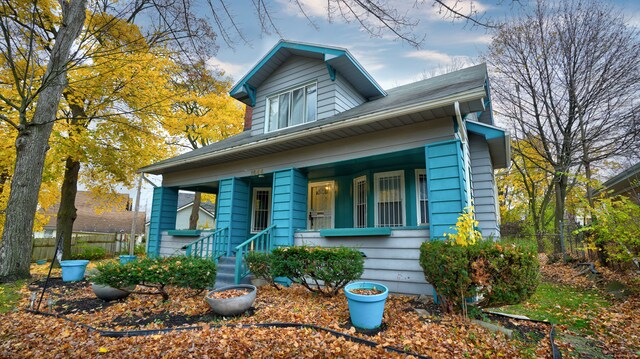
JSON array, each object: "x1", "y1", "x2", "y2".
[
  {"x1": 373, "y1": 170, "x2": 406, "y2": 227},
  {"x1": 250, "y1": 187, "x2": 271, "y2": 234},
  {"x1": 353, "y1": 175, "x2": 367, "y2": 228},
  {"x1": 265, "y1": 81, "x2": 318, "y2": 133},
  {"x1": 415, "y1": 169, "x2": 429, "y2": 226}
]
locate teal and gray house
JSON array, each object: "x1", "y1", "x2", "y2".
[{"x1": 142, "y1": 40, "x2": 510, "y2": 295}]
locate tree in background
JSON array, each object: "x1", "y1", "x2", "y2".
[
  {"x1": 166, "y1": 61, "x2": 244, "y2": 229},
  {"x1": 488, "y1": 0, "x2": 640, "y2": 259}
]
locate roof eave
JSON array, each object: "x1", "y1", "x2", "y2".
[{"x1": 142, "y1": 87, "x2": 488, "y2": 174}]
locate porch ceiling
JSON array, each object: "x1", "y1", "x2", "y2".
[{"x1": 305, "y1": 148, "x2": 425, "y2": 179}]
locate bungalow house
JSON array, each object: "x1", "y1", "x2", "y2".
[{"x1": 141, "y1": 40, "x2": 510, "y2": 295}]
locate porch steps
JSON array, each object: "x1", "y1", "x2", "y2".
[{"x1": 213, "y1": 256, "x2": 253, "y2": 289}]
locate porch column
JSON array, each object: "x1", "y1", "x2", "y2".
[
  {"x1": 271, "y1": 168, "x2": 307, "y2": 248},
  {"x1": 216, "y1": 177, "x2": 250, "y2": 255},
  {"x1": 148, "y1": 186, "x2": 179, "y2": 258},
  {"x1": 425, "y1": 139, "x2": 471, "y2": 239}
]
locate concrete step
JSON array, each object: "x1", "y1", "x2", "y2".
[{"x1": 217, "y1": 256, "x2": 236, "y2": 265}]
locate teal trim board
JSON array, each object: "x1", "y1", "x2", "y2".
[
  {"x1": 425, "y1": 140, "x2": 466, "y2": 239},
  {"x1": 320, "y1": 228, "x2": 392, "y2": 237},
  {"x1": 216, "y1": 178, "x2": 250, "y2": 255},
  {"x1": 148, "y1": 186, "x2": 179, "y2": 258},
  {"x1": 271, "y1": 168, "x2": 308, "y2": 247},
  {"x1": 167, "y1": 230, "x2": 201, "y2": 237},
  {"x1": 466, "y1": 121, "x2": 506, "y2": 140}
]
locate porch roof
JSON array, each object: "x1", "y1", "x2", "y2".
[
  {"x1": 141, "y1": 64, "x2": 491, "y2": 175},
  {"x1": 466, "y1": 121, "x2": 511, "y2": 169}
]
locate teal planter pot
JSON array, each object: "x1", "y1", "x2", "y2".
[
  {"x1": 119, "y1": 255, "x2": 137, "y2": 265},
  {"x1": 60, "y1": 260, "x2": 89, "y2": 282},
  {"x1": 35, "y1": 259, "x2": 47, "y2": 265},
  {"x1": 344, "y1": 282, "x2": 389, "y2": 330}
]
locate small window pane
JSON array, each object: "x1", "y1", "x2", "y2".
[
  {"x1": 278, "y1": 92, "x2": 290, "y2": 129},
  {"x1": 268, "y1": 96, "x2": 279, "y2": 131},
  {"x1": 354, "y1": 176, "x2": 367, "y2": 228},
  {"x1": 417, "y1": 172, "x2": 429, "y2": 225},
  {"x1": 290, "y1": 88, "x2": 304, "y2": 126},
  {"x1": 305, "y1": 85, "x2": 317, "y2": 123}
]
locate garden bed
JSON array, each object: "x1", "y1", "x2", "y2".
[{"x1": 0, "y1": 276, "x2": 552, "y2": 358}]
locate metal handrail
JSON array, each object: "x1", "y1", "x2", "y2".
[
  {"x1": 184, "y1": 227, "x2": 229, "y2": 262},
  {"x1": 235, "y1": 224, "x2": 275, "y2": 284}
]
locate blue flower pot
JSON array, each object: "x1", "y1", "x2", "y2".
[
  {"x1": 35, "y1": 259, "x2": 47, "y2": 265},
  {"x1": 344, "y1": 282, "x2": 389, "y2": 329},
  {"x1": 60, "y1": 260, "x2": 89, "y2": 282},
  {"x1": 119, "y1": 255, "x2": 137, "y2": 265}
]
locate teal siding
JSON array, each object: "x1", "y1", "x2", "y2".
[
  {"x1": 148, "y1": 186, "x2": 179, "y2": 258},
  {"x1": 271, "y1": 169, "x2": 307, "y2": 247},
  {"x1": 216, "y1": 178, "x2": 250, "y2": 254},
  {"x1": 425, "y1": 140, "x2": 467, "y2": 238}
]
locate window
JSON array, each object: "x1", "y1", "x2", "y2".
[
  {"x1": 416, "y1": 170, "x2": 429, "y2": 225},
  {"x1": 374, "y1": 171, "x2": 405, "y2": 227},
  {"x1": 251, "y1": 188, "x2": 271, "y2": 233},
  {"x1": 266, "y1": 83, "x2": 317, "y2": 132},
  {"x1": 353, "y1": 176, "x2": 367, "y2": 228}
]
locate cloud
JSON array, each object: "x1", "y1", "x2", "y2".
[
  {"x1": 275, "y1": 0, "x2": 327, "y2": 18},
  {"x1": 206, "y1": 57, "x2": 250, "y2": 82},
  {"x1": 405, "y1": 50, "x2": 459, "y2": 63}
]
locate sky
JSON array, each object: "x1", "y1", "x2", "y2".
[{"x1": 133, "y1": 0, "x2": 640, "y2": 216}]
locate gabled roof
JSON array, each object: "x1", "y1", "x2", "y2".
[
  {"x1": 142, "y1": 64, "x2": 491, "y2": 175},
  {"x1": 466, "y1": 121, "x2": 510, "y2": 168},
  {"x1": 230, "y1": 40, "x2": 386, "y2": 105}
]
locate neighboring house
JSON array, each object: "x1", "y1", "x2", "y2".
[
  {"x1": 36, "y1": 191, "x2": 145, "y2": 238},
  {"x1": 141, "y1": 40, "x2": 510, "y2": 295},
  {"x1": 175, "y1": 192, "x2": 216, "y2": 229},
  {"x1": 595, "y1": 162, "x2": 640, "y2": 204}
]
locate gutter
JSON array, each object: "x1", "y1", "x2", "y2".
[{"x1": 143, "y1": 88, "x2": 487, "y2": 174}]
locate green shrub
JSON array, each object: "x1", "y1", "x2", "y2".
[
  {"x1": 245, "y1": 251, "x2": 280, "y2": 289},
  {"x1": 71, "y1": 245, "x2": 107, "y2": 260},
  {"x1": 270, "y1": 246, "x2": 364, "y2": 297},
  {"x1": 91, "y1": 256, "x2": 216, "y2": 300},
  {"x1": 420, "y1": 239, "x2": 539, "y2": 313}
]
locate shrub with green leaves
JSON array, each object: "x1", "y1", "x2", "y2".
[
  {"x1": 91, "y1": 256, "x2": 216, "y2": 300},
  {"x1": 270, "y1": 246, "x2": 364, "y2": 297},
  {"x1": 420, "y1": 239, "x2": 539, "y2": 313},
  {"x1": 245, "y1": 251, "x2": 280, "y2": 289}
]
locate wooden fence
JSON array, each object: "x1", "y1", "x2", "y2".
[{"x1": 32, "y1": 232, "x2": 130, "y2": 261}]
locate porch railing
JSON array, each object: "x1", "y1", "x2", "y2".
[
  {"x1": 184, "y1": 227, "x2": 229, "y2": 262},
  {"x1": 235, "y1": 224, "x2": 275, "y2": 284}
]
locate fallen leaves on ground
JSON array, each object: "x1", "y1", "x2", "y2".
[{"x1": 0, "y1": 279, "x2": 536, "y2": 358}]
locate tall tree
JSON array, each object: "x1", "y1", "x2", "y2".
[
  {"x1": 487, "y1": 0, "x2": 640, "y2": 258},
  {"x1": 0, "y1": 0, "x2": 87, "y2": 281},
  {"x1": 166, "y1": 61, "x2": 243, "y2": 229}
]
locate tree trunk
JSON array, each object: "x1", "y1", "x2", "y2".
[
  {"x1": 0, "y1": 0, "x2": 87, "y2": 282},
  {"x1": 189, "y1": 192, "x2": 202, "y2": 230},
  {"x1": 56, "y1": 157, "x2": 81, "y2": 260},
  {"x1": 553, "y1": 175, "x2": 568, "y2": 260}
]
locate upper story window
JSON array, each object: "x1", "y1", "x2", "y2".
[{"x1": 266, "y1": 83, "x2": 317, "y2": 132}]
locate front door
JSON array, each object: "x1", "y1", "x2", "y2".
[{"x1": 308, "y1": 181, "x2": 334, "y2": 230}]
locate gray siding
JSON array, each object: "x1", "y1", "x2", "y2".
[
  {"x1": 334, "y1": 72, "x2": 366, "y2": 113},
  {"x1": 252, "y1": 56, "x2": 335, "y2": 136},
  {"x1": 163, "y1": 117, "x2": 455, "y2": 187},
  {"x1": 158, "y1": 230, "x2": 215, "y2": 257},
  {"x1": 469, "y1": 134, "x2": 500, "y2": 237},
  {"x1": 295, "y1": 229, "x2": 433, "y2": 295}
]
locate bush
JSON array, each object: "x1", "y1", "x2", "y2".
[
  {"x1": 91, "y1": 256, "x2": 216, "y2": 300},
  {"x1": 420, "y1": 239, "x2": 539, "y2": 313},
  {"x1": 71, "y1": 245, "x2": 107, "y2": 260},
  {"x1": 270, "y1": 246, "x2": 364, "y2": 297},
  {"x1": 245, "y1": 251, "x2": 280, "y2": 289}
]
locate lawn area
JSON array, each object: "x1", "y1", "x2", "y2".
[
  {"x1": 497, "y1": 263, "x2": 640, "y2": 358},
  {"x1": 0, "y1": 280, "x2": 26, "y2": 314}
]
